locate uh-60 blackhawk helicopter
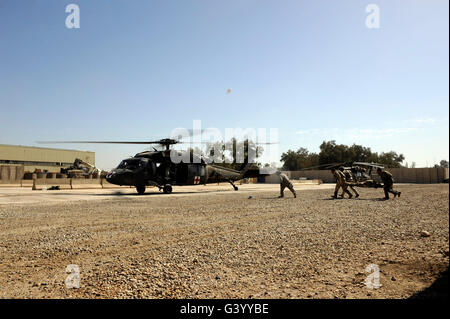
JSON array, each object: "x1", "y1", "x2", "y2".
[
  {"x1": 300, "y1": 161, "x2": 385, "y2": 188},
  {"x1": 39, "y1": 138, "x2": 270, "y2": 195}
]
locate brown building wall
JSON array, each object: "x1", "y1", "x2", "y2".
[{"x1": 0, "y1": 144, "x2": 95, "y2": 173}]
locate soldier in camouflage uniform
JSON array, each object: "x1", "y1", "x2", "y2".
[
  {"x1": 376, "y1": 167, "x2": 401, "y2": 200},
  {"x1": 331, "y1": 168, "x2": 353, "y2": 199},
  {"x1": 276, "y1": 171, "x2": 296, "y2": 198},
  {"x1": 339, "y1": 166, "x2": 359, "y2": 198}
]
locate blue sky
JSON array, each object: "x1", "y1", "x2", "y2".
[{"x1": 0, "y1": 0, "x2": 448, "y2": 169}]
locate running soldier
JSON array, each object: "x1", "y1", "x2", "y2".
[
  {"x1": 339, "y1": 166, "x2": 359, "y2": 198},
  {"x1": 276, "y1": 171, "x2": 296, "y2": 198},
  {"x1": 331, "y1": 168, "x2": 352, "y2": 199},
  {"x1": 376, "y1": 167, "x2": 401, "y2": 200}
]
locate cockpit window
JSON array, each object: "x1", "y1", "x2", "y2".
[{"x1": 117, "y1": 159, "x2": 142, "y2": 170}]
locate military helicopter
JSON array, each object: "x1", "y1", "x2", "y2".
[
  {"x1": 301, "y1": 161, "x2": 384, "y2": 188},
  {"x1": 334, "y1": 162, "x2": 385, "y2": 188},
  {"x1": 39, "y1": 138, "x2": 269, "y2": 195}
]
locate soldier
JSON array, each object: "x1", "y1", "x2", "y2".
[
  {"x1": 331, "y1": 168, "x2": 352, "y2": 199},
  {"x1": 376, "y1": 167, "x2": 401, "y2": 200},
  {"x1": 339, "y1": 167, "x2": 359, "y2": 198},
  {"x1": 276, "y1": 171, "x2": 296, "y2": 198}
]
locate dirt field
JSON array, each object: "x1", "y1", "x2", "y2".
[{"x1": 0, "y1": 184, "x2": 448, "y2": 299}]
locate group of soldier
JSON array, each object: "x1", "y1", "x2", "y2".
[
  {"x1": 276, "y1": 166, "x2": 401, "y2": 200},
  {"x1": 330, "y1": 167, "x2": 359, "y2": 199},
  {"x1": 331, "y1": 166, "x2": 401, "y2": 200}
]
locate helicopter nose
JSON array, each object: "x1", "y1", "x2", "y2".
[
  {"x1": 106, "y1": 171, "x2": 124, "y2": 185},
  {"x1": 105, "y1": 172, "x2": 116, "y2": 184},
  {"x1": 106, "y1": 170, "x2": 134, "y2": 185}
]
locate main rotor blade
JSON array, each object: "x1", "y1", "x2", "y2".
[
  {"x1": 254, "y1": 142, "x2": 278, "y2": 145},
  {"x1": 352, "y1": 162, "x2": 384, "y2": 168},
  {"x1": 298, "y1": 162, "x2": 343, "y2": 170},
  {"x1": 37, "y1": 140, "x2": 204, "y2": 146},
  {"x1": 37, "y1": 140, "x2": 278, "y2": 145},
  {"x1": 37, "y1": 141, "x2": 166, "y2": 145}
]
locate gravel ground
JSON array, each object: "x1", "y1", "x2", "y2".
[{"x1": 0, "y1": 184, "x2": 448, "y2": 299}]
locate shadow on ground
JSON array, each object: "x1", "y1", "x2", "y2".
[
  {"x1": 89, "y1": 191, "x2": 201, "y2": 196},
  {"x1": 410, "y1": 267, "x2": 449, "y2": 299},
  {"x1": 321, "y1": 197, "x2": 386, "y2": 201}
]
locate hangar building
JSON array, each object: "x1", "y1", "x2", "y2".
[{"x1": 0, "y1": 144, "x2": 95, "y2": 174}]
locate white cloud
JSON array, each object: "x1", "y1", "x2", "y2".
[{"x1": 404, "y1": 118, "x2": 437, "y2": 124}]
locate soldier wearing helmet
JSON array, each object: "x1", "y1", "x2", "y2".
[
  {"x1": 276, "y1": 171, "x2": 296, "y2": 198},
  {"x1": 339, "y1": 166, "x2": 359, "y2": 198},
  {"x1": 376, "y1": 167, "x2": 401, "y2": 200},
  {"x1": 331, "y1": 168, "x2": 353, "y2": 199}
]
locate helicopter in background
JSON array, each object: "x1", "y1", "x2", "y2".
[
  {"x1": 301, "y1": 161, "x2": 385, "y2": 188},
  {"x1": 60, "y1": 158, "x2": 106, "y2": 178},
  {"x1": 336, "y1": 162, "x2": 385, "y2": 188},
  {"x1": 39, "y1": 138, "x2": 269, "y2": 195}
]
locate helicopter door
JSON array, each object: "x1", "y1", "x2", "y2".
[
  {"x1": 148, "y1": 161, "x2": 156, "y2": 178},
  {"x1": 175, "y1": 163, "x2": 188, "y2": 184}
]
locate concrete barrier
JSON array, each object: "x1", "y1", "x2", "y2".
[
  {"x1": 3, "y1": 167, "x2": 448, "y2": 188},
  {"x1": 263, "y1": 172, "x2": 324, "y2": 184},
  {"x1": 0, "y1": 164, "x2": 24, "y2": 184},
  {"x1": 278, "y1": 167, "x2": 449, "y2": 184}
]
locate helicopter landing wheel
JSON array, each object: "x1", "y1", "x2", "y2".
[
  {"x1": 163, "y1": 184, "x2": 173, "y2": 194},
  {"x1": 136, "y1": 185, "x2": 146, "y2": 195},
  {"x1": 233, "y1": 186, "x2": 238, "y2": 191}
]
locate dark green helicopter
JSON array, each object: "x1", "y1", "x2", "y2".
[
  {"x1": 300, "y1": 161, "x2": 385, "y2": 188},
  {"x1": 39, "y1": 138, "x2": 269, "y2": 195}
]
